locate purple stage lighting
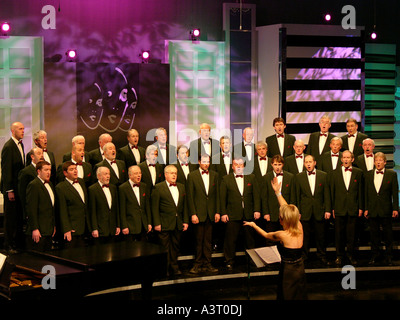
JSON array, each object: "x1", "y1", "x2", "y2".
[
  {"x1": 370, "y1": 32, "x2": 377, "y2": 40},
  {"x1": 140, "y1": 50, "x2": 150, "y2": 63},
  {"x1": 1, "y1": 22, "x2": 10, "y2": 34},
  {"x1": 66, "y1": 49, "x2": 77, "y2": 61},
  {"x1": 324, "y1": 14, "x2": 331, "y2": 22},
  {"x1": 190, "y1": 28, "x2": 200, "y2": 41}
]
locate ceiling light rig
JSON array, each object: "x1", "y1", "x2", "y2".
[
  {"x1": 1, "y1": 22, "x2": 11, "y2": 36},
  {"x1": 65, "y1": 49, "x2": 77, "y2": 62},
  {"x1": 140, "y1": 50, "x2": 150, "y2": 63},
  {"x1": 190, "y1": 28, "x2": 200, "y2": 41}
]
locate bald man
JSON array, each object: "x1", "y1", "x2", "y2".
[{"x1": 1, "y1": 121, "x2": 26, "y2": 252}]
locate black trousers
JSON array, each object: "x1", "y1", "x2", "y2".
[
  {"x1": 369, "y1": 216, "x2": 393, "y2": 258},
  {"x1": 335, "y1": 215, "x2": 357, "y2": 258},
  {"x1": 193, "y1": 217, "x2": 213, "y2": 266},
  {"x1": 302, "y1": 216, "x2": 327, "y2": 259},
  {"x1": 3, "y1": 194, "x2": 24, "y2": 250},
  {"x1": 223, "y1": 220, "x2": 257, "y2": 265},
  {"x1": 158, "y1": 228, "x2": 182, "y2": 272}
]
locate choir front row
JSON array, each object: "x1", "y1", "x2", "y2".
[{"x1": 21, "y1": 147, "x2": 398, "y2": 277}]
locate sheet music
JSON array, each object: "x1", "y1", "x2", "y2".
[
  {"x1": 0, "y1": 253, "x2": 6, "y2": 273},
  {"x1": 246, "y1": 246, "x2": 281, "y2": 268}
]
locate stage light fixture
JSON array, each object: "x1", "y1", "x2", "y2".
[
  {"x1": 140, "y1": 50, "x2": 150, "y2": 63},
  {"x1": 324, "y1": 14, "x2": 332, "y2": 22},
  {"x1": 370, "y1": 31, "x2": 377, "y2": 40},
  {"x1": 190, "y1": 28, "x2": 200, "y2": 41},
  {"x1": 65, "y1": 49, "x2": 77, "y2": 61},
  {"x1": 1, "y1": 22, "x2": 10, "y2": 35}
]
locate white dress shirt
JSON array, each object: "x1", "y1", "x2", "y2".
[
  {"x1": 166, "y1": 181, "x2": 179, "y2": 206},
  {"x1": 348, "y1": 132, "x2": 357, "y2": 153},
  {"x1": 342, "y1": 166, "x2": 352, "y2": 190},
  {"x1": 200, "y1": 168, "x2": 209, "y2": 195},
  {"x1": 307, "y1": 169, "x2": 316, "y2": 195},
  {"x1": 129, "y1": 143, "x2": 141, "y2": 164},
  {"x1": 39, "y1": 176, "x2": 55, "y2": 206},
  {"x1": 99, "y1": 181, "x2": 112, "y2": 209},
  {"x1": 374, "y1": 168, "x2": 385, "y2": 193},
  {"x1": 66, "y1": 177, "x2": 85, "y2": 202},
  {"x1": 129, "y1": 179, "x2": 140, "y2": 205}
]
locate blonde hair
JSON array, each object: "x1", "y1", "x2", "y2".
[{"x1": 279, "y1": 204, "x2": 301, "y2": 236}]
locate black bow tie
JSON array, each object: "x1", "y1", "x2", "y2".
[
  {"x1": 43, "y1": 148, "x2": 47, "y2": 152},
  {"x1": 332, "y1": 154, "x2": 339, "y2": 157},
  {"x1": 73, "y1": 180, "x2": 79, "y2": 184},
  {"x1": 75, "y1": 162, "x2": 83, "y2": 166},
  {"x1": 110, "y1": 160, "x2": 116, "y2": 164},
  {"x1": 148, "y1": 164, "x2": 156, "y2": 167}
]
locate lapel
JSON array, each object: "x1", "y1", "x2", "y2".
[
  {"x1": 163, "y1": 181, "x2": 178, "y2": 208},
  {"x1": 65, "y1": 180, "x2": 85, "y2": 203},
  {"x1": 302, "y1": 172, "x2": 313, "y2": 197},
  {"x1": 37, "y1": 178, "x2": 54, "y2": 206},
  {"x1": 96, "y1": 182, "x2": 110, "y2": 208}
]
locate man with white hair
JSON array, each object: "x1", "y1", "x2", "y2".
[
  {"x1": 354, "y1": 138, "x2": 376, "y2": 174},
  {"x1": 138, "y1": 145, "x2": 165, "y2": 198},
  {"x1": 153, "y1": 127, "x2": 177, "y2": 167}
]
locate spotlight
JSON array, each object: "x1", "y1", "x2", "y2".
[
  {"x1": 140, "y1": 50, "x2": 150, "y2": 63},
  {"x1": 190, "y1": 28, "x2": 200, "y2": 41},
  {"x1": 65, "y1": 49, "x2": 77, "y2": 61},
  {"x1": 324, "y1": 13, "x2": 332, "y2": 22},
  {"x1": 370, "y1": 31, "x2": 377, "y2": 40},
  {"x1": 1, "y1": 22, "x2": 10, "y2": 35}
]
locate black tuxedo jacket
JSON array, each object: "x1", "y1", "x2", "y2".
[
  {"x1": 295, "y1": 169, "x2": 331, "y2": 221},
  {"x1": 119, "y1": 181, "x2": 151, "y2": 234},
  {"x1": 364, "y1": 169, "x2": 399, "y2": 218},
  {"x1": 25, "y1": 177, "x2": 56, "y2": 236},
  {"x1": 284, "y1": 153, "x2": 308, "y2": 175},
  {"x1": 189, "y1": 137, "x2": 220, "y2": 163},
  {"x1": 340, "y1": 132, "x2": 368, "y2": 158},
  {"x1": 138, "y1": 161, "x2": 165, "y2": 197},
  {"x1": 319, "y1": 151, "x2": 343, "y2": 174},
  {"x1": 233, "y1": 141, "x2": 255, "y2": 173},
  {"x1": 117, "y1": 144, "x2": 146, "y2": 168},
  {"x1": 220, "y1": 173, "x2": 261, "y2": 221},
  {"x1": 88, "y1": 148, "x2": 104, "y2": 168},
  {"x1": 153, "y1": 142, "x2": 177, "y2": 167},
  {"x1": 94, "y1": 159, "x2": 127, "y2": 187},
  {"x1": 261, "y1": 171, "x2": 296, "y2": 221},
  {"x1": 174, "y1": 161, "x2": 198, "y2": 186},
  {"x1": 151, "y1": 181, "x2": 189, "y2": 231},
  {"x1": 354, "y1": 153, "x2": 374, "y2": 174},
  {"x1": 55, "y1": 178, "x2": 88, "y2": 235},
  {"x1": 330, "y1": 166, "x2": 364, "y2": 216},
  {"x1": 18, "y1": 164, "x2": 38, "y2": 217},
  {"x1": 306, "y1": 132, "x2": 336, "y2": 164},
  {"x1": 187, "y1": 169, "x2": 220, "y2": 222},
  {"x1": 266, "y1": 133, "x2": 296, "y2": 158},
  {"x1": 210, "y1": 152, "x2": 234, "y2": 183},
  {"x1": 88, "y1": 182, "x2": 120, "y2": 237},
  {"x1": 56, "y1": 161, "x2": 93, "y2": 188},
  {"x1": 252, "y1": 156, "x2": 272, "y2": 187},
  {"x1": 1, "y1": 138, "x2": 25, "y2": 195},
  {"x1": 26, "y1": 149, "x2": 56, "y2": 184}
]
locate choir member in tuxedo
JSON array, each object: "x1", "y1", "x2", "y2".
[
  {"x1": 189, "y1": 123, "x2": 220, "y2": 164},
  {"x1": 187, "y1": 154, "x2": 220, "y2": 274},
  {"x1": 295, "y1": 155, "x2": 331, "y2": 264},
  {"x1": 211, "y1": 135, "x2": 234, "y2": 182},
  {"x1": 265, "y1": 117, "x2": 296, "y2": 158},
  {"x1": 233, "y1": 127, "x2": 255, "y2": 175},
  {"x1": 55, "y1": 161, "x2": 89, "y2": 248},
  {"x1": 26, "y1": 130, "x2": 57, "y2": 185},
  {"x1": 57, "y1": 145, "x2": 93, "y2": 188},
  {"x1": 62, "y1": 135, "x2": 90, "y2": 163},
  {"x1": 117, "y1": 128, "x2": 146, "y2": 168},
  {"x1": 330, "y1": 151, "x2": 364, "y2": 266},
  {"x1": 284, "y1": 139, "x2": 307, "y2": 175},
  {"x1": 152, "y1": 165, "x2": 189, "y2": 276},
  {"x1": 261, "y1": 155, "x2": 296, "y2": 245},
  {"x1": 252, "y1": 141, "x2": 272, "y2": 187},
  {"x1": 18, "y1": 147, "x2": 44, "y2": 221},
  {"x1": 1, "y1": 121, "x2": 25, "y2": 252},
  {"x1": 319, "y1": 137, "x2": 343, "y2": 174},
  {"x1": 306, "y1": 115, "x2": 336, "y2": 165},
  {"x1": 153, "y1": 127, "x2": 177, "y2": 167},
  {"x1": 364, "y1": 152, "x2": 399, "y2": 265},
  {"x1": 174, "y1": 145, "x2": 198, "y2": 186},
  {"x1": 138, "y1": 145, "x2": 165, "y2": 198},
  {"x1": 88, "y1": 133, "x2": 112, "y2": 167},
  {"x1": 88, "y1": 166, "x2": 120, "y2": 245},
  {"x1": 354, "y1": 138, "x2": 375, "y2": 174},
  {"x1": 119, "y1": 165, "x2": 152, "y2": 242},
  {"x1": 94, "y1": 142, "x2": 127, "y2": 187},
  {"x1": 340, "y1": 118, "x2": 368, "y2": 158},
  {"x1": 220, "y1": 157, "x2": 261, "y2": 270},
  {"x1": 25, "y1": 161, "x2": 56, "y2": 252}
]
